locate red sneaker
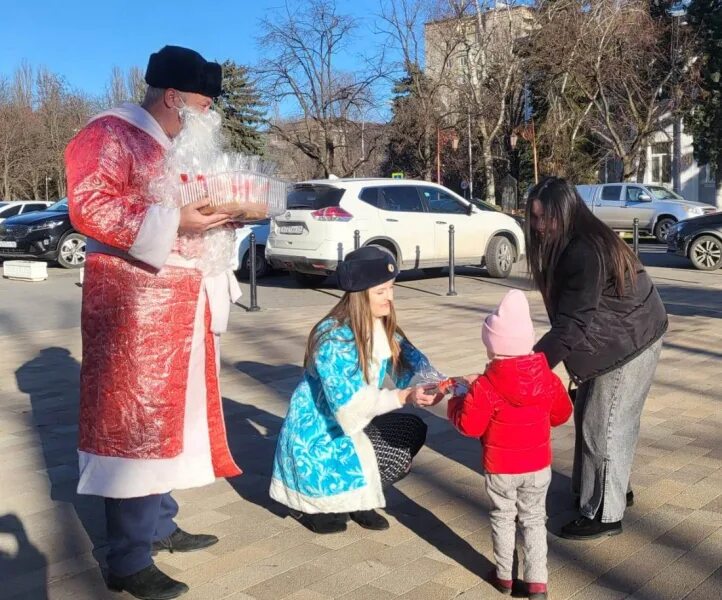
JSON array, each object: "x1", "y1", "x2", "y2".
[
  {"x1": 487, "y1": 570, "x2": 512, "y2": 595},
  {"x1": 526, "y1": 581, "x2": 548, "y2": 599}
]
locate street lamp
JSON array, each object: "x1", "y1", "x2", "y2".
[{"x1": 45, "y1": 176, "x2": 52, "y2": 201}]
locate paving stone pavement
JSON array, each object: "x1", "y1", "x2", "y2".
[{"x1": 0, "y1": 262, "x2": 720, "y2": 600}]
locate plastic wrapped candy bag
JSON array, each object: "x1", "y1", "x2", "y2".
[
  {"x1": 155, "y1": 107, "x2": 288, "y2": 220},
  {"x1": 150, "y1": 107, "x2": 289, "y2": 276},
  {"x1": 410, "y1": 363, "x2": 470, "y2": 400}
]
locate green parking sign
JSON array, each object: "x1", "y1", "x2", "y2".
[{"x1": 391, "y1": 172, "x2": 404, "y2": 179}]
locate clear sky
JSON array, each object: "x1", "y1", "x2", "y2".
[{"x1": 1, "y1": 0, "x2": 395, "y2": 110}]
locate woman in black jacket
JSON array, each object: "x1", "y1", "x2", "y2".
[{"x1": 526, "y1": 177, "x2": 667, "y2": 540}]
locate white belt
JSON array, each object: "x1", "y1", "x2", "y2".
[{"x1": 87, "y1": 239, "x2": 241, "y2": 334}]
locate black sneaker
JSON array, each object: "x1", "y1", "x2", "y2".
[
  {"x1": 107, "y1": 564, "x2": 189, "y2": 600},
  {"x1": 290, "y1": 510, "x2": 347, "y2": 534},
  {"x1": 349, "y1": 510, "x2": 390, "y2": 531},
  {"x1": 560, "y1": 516, "x2": 622, "y2": 540},
  {"x1": 152, "y1": 528, "x2": 218, "y2": 555}
]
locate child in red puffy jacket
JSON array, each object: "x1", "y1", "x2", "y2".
[{"x1": 447, "y1": 290, "x2": 572, "y2": 600}]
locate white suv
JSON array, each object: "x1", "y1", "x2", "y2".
[{"x1": 266, "y1": 178, "x2": 525, "y2": 284}]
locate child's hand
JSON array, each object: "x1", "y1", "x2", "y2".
[
  {"x1": 462, "y1": 374, "x2": 480, "y2": 385},
  {"x1": 413, "y1": 385, "x2": 445, "y2": 407}
]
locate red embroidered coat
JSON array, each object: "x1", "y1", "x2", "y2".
[{"x1": 65, "y1": 113, "x2": 240, "y2": 480}]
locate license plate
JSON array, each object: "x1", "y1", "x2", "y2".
[
  {"x1": 279, "y1": 225, "x2": 303, "y2": 235},
  {"x1": 0, "y1": 241, "x2": 17, "y2": 248}
]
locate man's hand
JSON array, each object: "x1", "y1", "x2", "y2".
[{"x1": 179, "y1": 199, "x2": 231, "y2": 234}]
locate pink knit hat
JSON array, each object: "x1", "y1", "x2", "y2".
[{"x1": 482, "y1": 290, "x2": 535, "y2": 357}]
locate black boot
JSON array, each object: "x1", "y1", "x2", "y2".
[
  {"x1": 290, "y1": 510, "x2": 347, "y2": 534},
  {"x1": 560, "y1": 515, "x2": 622, "y2": 540},
  {"x1": 107, "y1": 564, "x2": 189, "y2": 600},
  {"x1": 349, "y1": 510, "x2": 390, "y2": 531},
  {"x1": 152, "y1": 528, "x2": 218, "y2": 555}
]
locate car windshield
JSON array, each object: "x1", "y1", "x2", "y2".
[
  {"x1": 46, "y1": 198, "x2": 69, "y2": 212},
  {"x1": 647, "y1": 186, "x2": 684, "y2": 201},
  {"x1": 470, "y1": 197, "x2": 501, "y2": 212},
  {"x1": 0, "y1": 202, "x2": 8, "y2": 208}
]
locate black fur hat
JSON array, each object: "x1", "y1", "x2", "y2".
[
  {"x1": 336, "y1": 246, "x2": 399, "y2": 292},
  {"x1": 145, "y1": 45, "x2": 222, "y2": 98}
]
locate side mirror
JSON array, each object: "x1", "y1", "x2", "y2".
[{"x1": 638, "y1": 193, "x2": 652, "y2": 202}]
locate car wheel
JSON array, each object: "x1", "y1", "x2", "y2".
[
  {"x1": 654, "y1": 217, "x2": 676, "y2": 244},
  {"x1": 238, "y1": 246, "x2": 269, "y2": 279},
  {"x1": 689, "y1": 235, "x2": 722, "y2": 271},
  {"x1": 57, "y1": 233, "x2": 86, "y2": 269},
  {"x1": 292, "y1": 271, "x2": 327, "y2": 287},
  {"x1": 485, "y1": 236, "x2": 515, "y2": 279}
]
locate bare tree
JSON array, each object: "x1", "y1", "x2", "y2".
[
  {"x1": 380, "y1": 0, "x2": 460, "y2": 181},
  {"x1": 104, "y1": 65, "x2": 147, "y2": 107},
  {"x1": 423, "y1": 1, "x2": 532, "y2": 201},
  {"x1": 533, "y1": 0, "x2": 693, "y2": 181},
  {"x1": 257, "y1": 0, "x2": 387, "y2": 178}
]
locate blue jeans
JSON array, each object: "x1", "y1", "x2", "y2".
[
  {"x1": 573, "y1": 338, "x2": 663, "y2": 523},
  {"x1": 105, "y1": 493, "x2": 178, "y2": 577}
]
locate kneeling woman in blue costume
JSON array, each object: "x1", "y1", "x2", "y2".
[{"x1": 270, "y1": 247, "x2": 436, "y2": 534}]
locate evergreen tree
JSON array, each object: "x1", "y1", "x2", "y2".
[
  {"x1": 381, "y1": 65, "x2": 437, "y2": 180},
  {"x1": 217, "y1": 60, "x2": 265, "y2": 155}
]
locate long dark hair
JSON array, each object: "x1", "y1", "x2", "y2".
[{"x1": 525, "y1": 177, "x2": 639, "y2": 302}]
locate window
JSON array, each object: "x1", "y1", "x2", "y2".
[
  {"x1": 420, "y1": 187, "x2": 468, "y2": 214},
  {"x1": 626, "y1": 186, "x2": 645, "y2": 202},
  {"x1": 601, "y1": 185, "x2": 623, "y2": 201},
  {"x1": 358, "y1": 187, "x2": 379, "y2": 207},
  {"x1": 650, "y1": 142, "x2": 672, "y2": 184},
  {"x1": 0, "y1": 205, "x2": 22, "y2": 217},
  {"x1": 703, "y1": 164, "x2": 716, "y2": 185},
  {"x1": 378, "y1": 186, "x2": 424, "y2": 212},
  {"x1": 25, "y1": 203, "x2": 49, "y2": 212},
  {"x1": 286, "y1": 185, "x2": 345, "y2": 210}
]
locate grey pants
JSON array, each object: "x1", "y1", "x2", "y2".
[
  {"x1": 573, "y1": 338, "x2": 663, "y2": 523},
  {"x1": 486, "y1": 467, "x2": 551, "y2": 583}
]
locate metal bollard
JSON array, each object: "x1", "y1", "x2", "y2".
[
  {"x1": 248, "y1": 232, "x2": 260, "y2": 312},
  {"x1": 354, "y1": 229, "x2": 360, "y2": 250},
  {"x1": 633, "y1": 218, "x2": 639, "y2": 257},
  {"x1": 447, "y1": 224, "x2": 458, "y2": 297}
]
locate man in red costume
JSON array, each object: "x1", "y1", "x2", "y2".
[{"x1": 65, "y1": 46, "x2": 242, "y2": 600}]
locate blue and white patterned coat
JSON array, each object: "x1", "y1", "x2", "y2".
[{"x1": 269, "y1": 318, "x2": 433, "y2": 514}]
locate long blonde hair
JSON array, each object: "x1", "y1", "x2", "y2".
[{"x1": 304, "y1": 290, "x2": 409, "y2": 384}]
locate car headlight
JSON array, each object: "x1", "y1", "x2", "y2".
[
  {"x1": 686, "y1": 207, "x2": 704, "y2": 217},
  {"x1": 27, "y1": 220, "x2": 64, "y2": 232}
]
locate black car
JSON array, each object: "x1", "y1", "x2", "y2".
[
  {"x1": 667, "y1": 211, "x2": 722, "y2": 271},
  {"x1": 0, "y1": 198, "x2": 86, "y2": 269}
]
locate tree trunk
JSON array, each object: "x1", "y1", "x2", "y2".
[
  {"x1": 481, "y1": 148, "x2": 496, "y2": 203},
  {"x1": 621, "y1": 153, "x2": 638, "y2": 182}
]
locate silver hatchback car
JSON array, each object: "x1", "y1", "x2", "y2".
[{"x1": 576, "y1": 183, "x2": 716, "y2": 243}]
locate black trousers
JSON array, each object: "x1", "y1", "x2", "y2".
[
  {"x1": 104, "y1": 493, "x2": 178, "y2": 577},
  {"x1": 364, "y1": 412, "x2": 428, "y2": 486}
]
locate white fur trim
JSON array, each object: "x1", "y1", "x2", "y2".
[
  {"x1": 269, "y1": 431, "x2": 384, "y2": 514},
  {"x1": 335, "y1": 386, "x2": 401, "y2": 436},
  {"x1": 89, "y1": 103, "x2": 170, "y2": 150},
  {"x1": 128, "y1": 205, "x2": 180, "y2": 270}
]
